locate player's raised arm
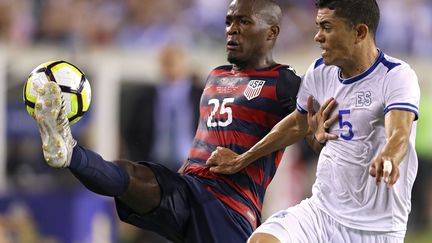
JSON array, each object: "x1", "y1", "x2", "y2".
[
  {"x1": 369, "y1": 110, "x2": 416, "y2": 187},
  {"x1": 207, "y1": 96, "x2": 339, "y2": 174},
  {"x1": 206, "y1": 109, "x2": 307, "y2": 174}
]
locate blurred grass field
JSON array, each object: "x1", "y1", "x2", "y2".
[{"x1": 406, "y1": 227, "x2": 432, "y2": 243}]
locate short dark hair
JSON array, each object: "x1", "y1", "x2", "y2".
[{"x1": 315, "y1": 0, "x2": 380, "y2": 37}]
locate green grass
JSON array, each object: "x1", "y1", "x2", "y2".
[{"x1": 405, "y1": 227, "x2": 432, "y2": 243}]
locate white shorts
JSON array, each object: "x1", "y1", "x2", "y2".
[{"x1": 250, "y1": 199, "x2": 404, "y2": 243}]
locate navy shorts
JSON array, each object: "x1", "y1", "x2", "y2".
[{"x1": 115, "y1": 161, "x2": 254, "y2": 243}]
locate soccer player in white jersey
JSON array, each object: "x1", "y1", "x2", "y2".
[{"x1": 205, "y1": 0, "x2": 420, "y2": 242}]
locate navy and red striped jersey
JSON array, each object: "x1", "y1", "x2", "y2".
[{"x1": 182, "y1": 64, "x2": 301, "y2": 228}]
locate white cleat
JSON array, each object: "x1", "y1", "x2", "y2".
[{"x1": 34, "y1": 82, "x2": 76, "y2": 168}]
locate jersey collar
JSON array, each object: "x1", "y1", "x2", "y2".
[{"x1": 338, "y1": 50, "x2": 384, "y2": 85}]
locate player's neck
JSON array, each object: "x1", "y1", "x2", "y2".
[
  {"x1": 340, "y1": 46, "x2": 379, "y2": 79},
  {"x1": 232, "y1": 57, "x2": 276, "y2": 71}
]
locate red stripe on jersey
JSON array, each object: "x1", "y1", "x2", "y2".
[
  {"x1": 183, "y1": 163, "x2": 212, "y2": 177},
  {"x1": 210, "y1": 69, "x2": 279, "y2": 78},
  {"x1": 262, "y1": 151, "x2": 284, "y2": 190},
  {"x1": 231, "y1": 104, "x2": 282, "y2": 126},
  {"x1": 263, "y1": 173, "x2": 272, "y2": 190},
  {"x1": 220, "y1": 176, "x2": 260, "y2": 211},
  {"x1": 210, "y1": 69, "x2": 232, "y2": 77},
  {"x1": 200, "y1": 104, "x2": 282, "y2": 128},
  {"x1": 195, "y1": 129, "x2": 260, "y2": 149},
  {"x1": 189, "y1": 148, "x2": 211, "y2": 161},
  {"x1": 203, "y1": 84, "x2": 277, "y2": 101},
  {"x1": 270, "y1": 64, "x2": 284, "y2": 71},
  {"x1": 184, "y1": 164, "x2": 260, "y2": 212},
  {"x1": 206, "y1": 186, "x2": 258, "y2": 229},
  {"x1": 244, "y1": 165, "x2": 265, "y2": 188},
  {"x1": 213, "y1": 173, "x2": 260, "y2": 211}
]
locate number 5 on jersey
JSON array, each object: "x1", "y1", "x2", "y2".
[
  {"x1": 339, "y1": 109, "x2": 354, "y2": 140},
  {"x1": 207, "y1": 98, "x2": 235, "y2": 127}
]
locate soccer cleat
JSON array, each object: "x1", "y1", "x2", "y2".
[{"x1": 34, "y1": 82, "x2": 76, "y2": 168}]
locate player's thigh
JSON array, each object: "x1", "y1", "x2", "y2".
[
  {"x1": 116, "y1": 161, "x2": 191, "y2": 242},
  {"x1": 249, "y1": 221, "x2": 288, "y2": 243},
  {"x1": 252, "y1": 199, "x2": 329, "y2": 243},
  {"x1": 115, "y1": 159, "x2": 161, "y2": 213},
  {"x1": 248, "y1": 233, "x2": 281, "y2": 243}
]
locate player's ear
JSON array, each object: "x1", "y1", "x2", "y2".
[
  {"x1": 267, "y1": 25, "x2": 279, "y2": 41},
  {"x1": 354, "y1": 23, "x2": 368, "y2": 43}
]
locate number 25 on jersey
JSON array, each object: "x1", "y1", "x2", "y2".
[{"x1": 207, "y1": 98, "x2": 235, "y2": 127}]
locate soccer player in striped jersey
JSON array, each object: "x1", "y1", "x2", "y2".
[
  {"x1": 207, "y1": 0, "x2": 421, "y2": 242},
  {"x1": 31, "y1": 0, "x2": 314, "y2": 242}
]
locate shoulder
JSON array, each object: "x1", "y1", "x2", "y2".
[
  {"x1": 274, "y1": 64, "x2": 302, "y2": 99},
  {"x1": 212, "y1": 65, "x2": 232, "y2": 72},
  {"x1": 313, "y1": 58, "x2": 325, "y2": 70},
  {"x1": 377, "y1": 54, "x2": 418, "y2": 88},
  {"x1": 272, "y1": 64, "x2": 301, "y2": 114},
  {"x1": 274, "y1": 64, "x2": 301, "y2": 86},
  {"x1": 205, "y1": 65, "x2": 233, "y2": 79},
  {"x1": 380, "y1": 53, "x2": 415, "y2": 75},
  {"x1": 275, "y1": 64, "x2": 298, "y2": 75}
]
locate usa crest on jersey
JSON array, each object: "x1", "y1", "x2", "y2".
[{"x1": 244, "y1": 80, "x2": 266, "y2": 100}]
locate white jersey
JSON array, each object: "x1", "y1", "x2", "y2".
[{"x1": 296, "y1": 51, "x2": 420, "y2": 232}]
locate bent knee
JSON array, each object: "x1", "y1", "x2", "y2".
[
  {"x1": 114, "y1": 160, "x2": 161, "y2": 213},
  {"x1": 248, "y1": 233, "x2": 281, "y2": 243},
  {"x1": 115, "y1": 159, "x2": 156, "y2": 181}
]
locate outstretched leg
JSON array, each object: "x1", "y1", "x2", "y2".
[{"x1": 35, "y1": 81, "x2": 161, "y2": 214}]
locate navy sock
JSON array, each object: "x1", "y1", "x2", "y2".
[{"x1": 68, "y1": 145, "x2": 130, "y2": 197}]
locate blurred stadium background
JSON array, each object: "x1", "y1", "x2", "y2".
[{"x1": 0, "y1": 0, "x2": 431, "y2": 242}]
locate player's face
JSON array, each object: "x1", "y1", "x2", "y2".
[
  {"x1": 225, "y1": 1, "x2": 270, "y2": 68},
  {"x1": 314, "y1": 8, "x2": 357, "y2": 67}
]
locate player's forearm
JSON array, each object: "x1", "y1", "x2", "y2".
[
  {"x1": 240, "y1": 112, "x2": 307, "y2": 163},
  {"x1": 380, "y1": 128, "x2": 410, "y2": 166},
  {"x1": 381, "y1": 110, "x2": 415, "y2": 165}
]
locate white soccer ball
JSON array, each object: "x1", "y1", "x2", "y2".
[{"x1": 23, "y1": 60, "x2": 92, "y2": 125}]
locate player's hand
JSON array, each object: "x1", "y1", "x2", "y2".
[
  {"x1": 206, "y1": 147, "x2": 245, "y2": 174},
  {"x1": 307, "y1": 96, "x2": 338, "y2": 144},
  {"x1": 369, "y1": 156, "x2": 400, "y2": 188}
]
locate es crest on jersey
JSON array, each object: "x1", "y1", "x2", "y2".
[{"x1": 244, "y1": 80, "x2": 265, "y2": 100}]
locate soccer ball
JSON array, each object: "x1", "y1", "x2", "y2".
[{"x1": 23, "y1": 60, "x2": 92, "y2": 125}]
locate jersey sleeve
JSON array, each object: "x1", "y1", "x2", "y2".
[
  {"x1": 296, "y1": 61, "x2": 317, "y2": 114},
  {"x1": 383, "y1": 66, "x2": 420, "y2": 120},
  {"x1": 276, "y1": 65, "x2": 302, "y2": 116}
]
